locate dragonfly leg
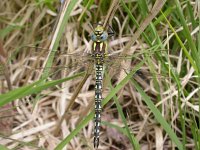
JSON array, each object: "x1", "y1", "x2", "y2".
[{"x1": 107, "y1": 25, "x2": 115, "y2": 37}]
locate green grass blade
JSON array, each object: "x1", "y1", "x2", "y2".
[
  {"x1": 32, "y1": 0, "x2": 80, "y2": 109},
  {"x1": 137, "y1": 0, "x2": 148, "y2": 17},
  {"x1": 0, "y1": 145, "x2": 9, "y2": 150},
  {"x1": 130, "y1": 79, "x2": 183, "y2": 150},
  {"x1": 0, "y1": 24, "x2": 21, "y2": 38},
  {"x1": 174, "y1": 0, "x2": 197, "y2": 51},
  {"x1": 0, "y1": 72, "x2": 84, "y2": 107},
  {"x1": 120, "y1": 0, "x2": 151, "y2": 45},
  {"x1": 78, "y1": 0, "x2": 94, "y2": 23},
  {"x1": 54, "y1": 112, "x2": 93, "y2": 150},
  {"x1": 105, "y1": 71, "x2": 140, "y2": 150},
  {"x1": 161, "y1": 11, "x2": 198, "y2": 73},
  {"x1": 153, "y1": 6, "x2": 174, "y2": 26},
  {"x1": 41, "y1": 0, "x2": 79, "y2": 80}
]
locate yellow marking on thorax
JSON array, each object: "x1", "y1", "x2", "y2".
[
  {"x1": 93, "y1": 42, "x2": 96, "y2": 51},
  {"x1": 99, "y1": 42, "x2": 103, "y2": 51},
  {"x1": 105, "y1": 41, "x2": 108, "y2": 54}
]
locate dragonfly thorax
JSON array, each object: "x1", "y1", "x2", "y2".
[
  {"x1": 92, "y1": 41, "x2": 107, "y2": 62},
  {"x1": 91, "y1": 53, "x2": 107, "y2": 65}
]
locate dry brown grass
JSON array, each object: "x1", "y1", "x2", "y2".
[{"x1": 0, "y1": 0, "x2": 199, "y2": 150}]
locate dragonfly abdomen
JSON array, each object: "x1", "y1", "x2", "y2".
[{"x1": 94, "y1": 63, "x2": 103, "y2": 148}]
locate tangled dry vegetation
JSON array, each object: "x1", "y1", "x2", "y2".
[{"x1": 0, "y1": 0, "x2": 199, "y2": 150}]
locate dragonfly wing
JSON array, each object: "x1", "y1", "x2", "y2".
[
  {"x1": 18, "y1": 45, "x2": 93, "y2": 62},
  {"x1": 4, "y1": 49, "x2": 95, "y2": 87}
]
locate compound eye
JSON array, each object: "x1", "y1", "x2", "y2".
[
  {"x1": 100, "y1": 32, "x2": 108, "y2": 41},
  {"x1": 91, "y1": 33, "x2": 97, "y2": 41}
]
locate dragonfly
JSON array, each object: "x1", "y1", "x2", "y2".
[
  {"x1": 0, "y1": 22, "x2": 167, "y2": 149},
  {"x1": 90, "y1": 23, "x2": 113, "y2": 148}
]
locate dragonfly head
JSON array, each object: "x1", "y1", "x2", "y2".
[{"x1": 91, "y1": 24, "x2": 108, "y2": 42}]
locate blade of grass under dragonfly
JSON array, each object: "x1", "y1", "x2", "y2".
[{"x1": 53, "y1": 63, "x2": 93, "y2": 136}]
